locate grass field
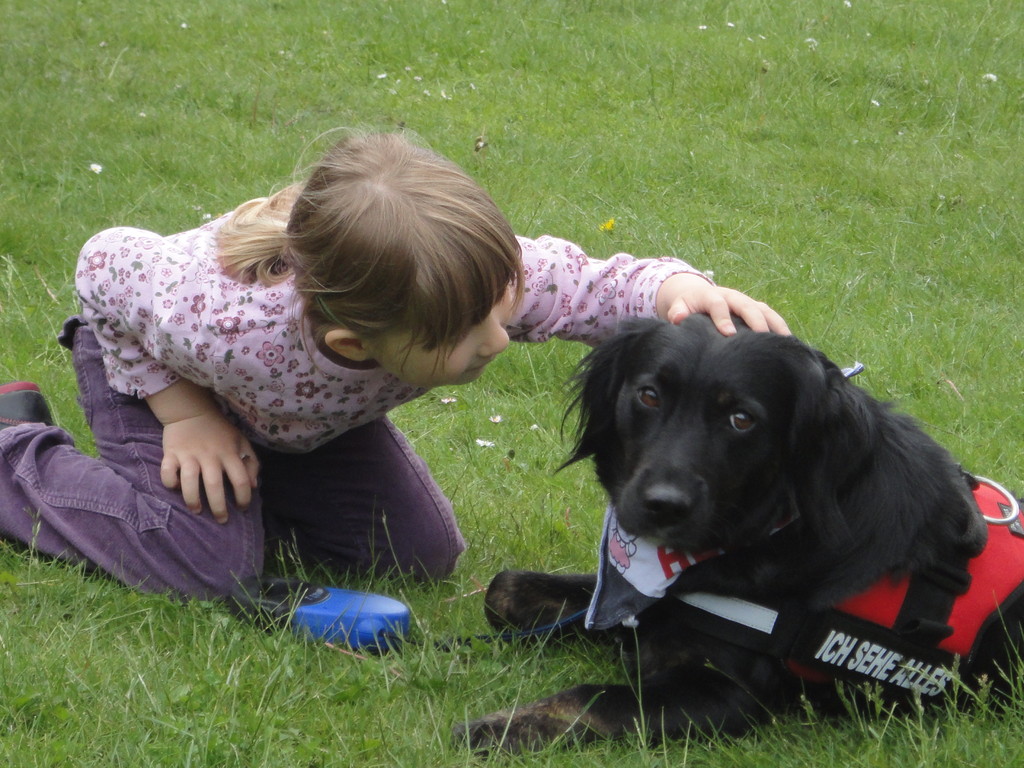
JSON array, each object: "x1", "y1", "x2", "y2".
[{"x1": 1, "y1": 0, "x2": 1022, "y2": 764}]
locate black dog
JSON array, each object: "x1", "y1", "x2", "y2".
[{"x1": 455, "y1": 315, "x2": 1024, "y2": 752}]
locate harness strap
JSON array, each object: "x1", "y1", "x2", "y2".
[
  {"x1": 675, "y1": 593, "x2": 806, "y2": 659},
  {"x1": 892, "y1": 558, "x2": 970, "y2": 646},
  {"x1": 675, "y1": 590, "x2": 960, "y2": 697}
]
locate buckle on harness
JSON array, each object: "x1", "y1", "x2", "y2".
[{"x1": 973, "y1": 476, "x2": 1021, "y2": 526}]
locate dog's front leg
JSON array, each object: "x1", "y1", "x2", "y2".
[{"x1": 454, "y1": 662, "x2": 779, "y2": 753}]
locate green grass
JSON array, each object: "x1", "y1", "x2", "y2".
[{"x1": 1, "y1": 0, "x2": 1022, "y2": 764}]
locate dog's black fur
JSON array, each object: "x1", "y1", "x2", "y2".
[{"x1": 455, "y1": 315, "x2": 1023, "y2": 752}]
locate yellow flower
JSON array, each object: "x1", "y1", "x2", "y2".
[{"x1": 599, "y1": 217, "x2": 615, "y2": 233}]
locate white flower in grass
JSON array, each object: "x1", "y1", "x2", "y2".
[
  {"x1": 489, "y1": 415, "x2": 503, "y2": 423},
  {"x1": 805, "y1": 38, "x2": 819, "y2": 50},
  {"x1": 89, "y1": 163, "x2": 103, "y2": 174},
  {"x1": 871, "y1": 99, "x2": 881, "y2": 107},
  {"x1": 440, "y1": 396, "x2": 457, "y2": 404},
  {"x1": 475, "y1": 439, "x2": 495, "y2": 448},
  {"x1": 982, "y1": 73, "x2": 998, "y2": 83}
]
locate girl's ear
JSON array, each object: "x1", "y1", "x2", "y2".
[{"x1": 324, "y1": 328, "x2": 373, "y2": 362}]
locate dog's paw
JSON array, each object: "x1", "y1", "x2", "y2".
[
  {"x1": 483, "y1": 570, "x2": 595, "y2": 631},
  {"x1": 452, "y1": 708, "x2": 579, "y2": 753},
  {"x1": 454, "y1": 686, "x2": 614, "y2": 752}
]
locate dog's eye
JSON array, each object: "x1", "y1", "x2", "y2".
[
  {"x1": 729, "y1": 411, "x2": 755, "y2": 431},
  {"x1": 637, "y1": 387, "x2": 661, "y2": 409}
]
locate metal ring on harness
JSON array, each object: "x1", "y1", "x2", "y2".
[{"x1": 974, "y1": 476, "x2": 1021, "y2": 525}]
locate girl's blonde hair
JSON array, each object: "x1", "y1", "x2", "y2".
[{"x1": 217, "y1": 132, "x2": 523, "y2": 351}]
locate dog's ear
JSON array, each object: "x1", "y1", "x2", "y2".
[
  {"x1": 783, "y1": 346, "x2": 878, "y2": 546},
  {"x1": 561, "y1": 319, "x2": 661, "y2": 469}
]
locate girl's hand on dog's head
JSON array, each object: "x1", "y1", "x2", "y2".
[{"x1": 656, "y1": 273, "x2": 791, "y2": 336}]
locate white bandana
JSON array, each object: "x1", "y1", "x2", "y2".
[{"x1": 585, "y1": 505, "x2": 724, "y2": 629}]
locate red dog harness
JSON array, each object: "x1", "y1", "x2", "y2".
[{"x1": 674, "y1": 479, "x2": 1024, "y2": 697}]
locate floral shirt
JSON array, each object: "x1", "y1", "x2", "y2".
[{"x1": 76, "y1": 215, "x2": 705, "y2": 452}]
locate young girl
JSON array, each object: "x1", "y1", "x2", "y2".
[{"x1": 0, "y1": 132, "x2": 787, "y2": 598}]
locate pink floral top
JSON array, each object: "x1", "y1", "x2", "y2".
[{"x1": 76, "y1": 215, "x2": 705, "y2": 452}]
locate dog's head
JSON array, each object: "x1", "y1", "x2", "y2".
[{"x1": 565, "y1": 315, "x2": 855, "y2": 552}]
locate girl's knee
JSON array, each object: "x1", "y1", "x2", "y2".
[
  {"x1": 387, "y1": 516, "x2": 466, "y2": 580},
  {"x1": 406, "y1": 536, "x2": 465, "y2": 581}
]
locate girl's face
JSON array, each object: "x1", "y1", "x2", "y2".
[{"x1": 371, "y1": 292, "x2": 515, "y2": 388}]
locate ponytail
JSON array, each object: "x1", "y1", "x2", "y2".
[{"x1": 216, "y1": 184, "x2": 301, "y2": 284}]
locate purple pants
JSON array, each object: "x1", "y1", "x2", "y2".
[{"x1": 0, "y1": 318, "x2": 464, "y2": 597}]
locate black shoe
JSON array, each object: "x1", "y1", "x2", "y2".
[{"x1": 0, "y1": 382, "x2": 54, "y2": 430}]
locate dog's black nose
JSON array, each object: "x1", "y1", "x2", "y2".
[{"x1": 642, "y1": 483, "x2": 694, "y2": 521}]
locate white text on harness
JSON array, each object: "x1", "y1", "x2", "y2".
[{"x1": 813, "y1": 629, "x2": 953, "y2": 696}]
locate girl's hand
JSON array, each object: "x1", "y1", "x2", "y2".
[
  {"x1": 160, "y1": 413, "x2": 259, "y2": 523},
  {"x1": 656, "y1": 272, "x2": 790, "y2": 336},
  {"x1": 146, "y1": 379, "x2": 259, "y2": 523}
]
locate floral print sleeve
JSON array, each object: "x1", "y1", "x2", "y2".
[
  {"x1": 77, "y1": 227, "x2": 187, "y2": 396},
  {"x1": 509, "y1": 235, "x2": 709, "y2": 345}
]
